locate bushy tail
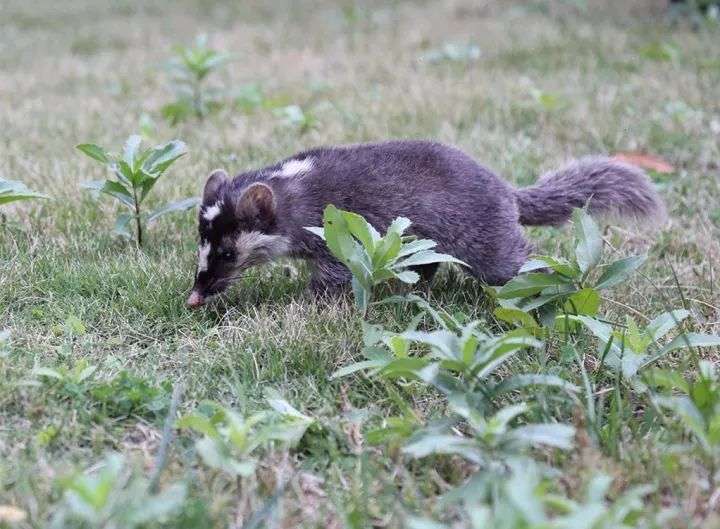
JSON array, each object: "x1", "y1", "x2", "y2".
[{"x1": 515, "y1": 156, "x2": 666, "y2": 226}]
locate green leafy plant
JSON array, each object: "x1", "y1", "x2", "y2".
[
  {"x1": 306, "y1": 205, "x2": 466, "y2": 314},
  {"x1": 162, "y1": 34, "x2": 230, "y2": 124},
  {"x1": 52, "y1": 453, "x2": 186, "y2": 528},
  {"x1": 651, "y1": 360, "x2": 720, "y2": 463},
  {"x1": 410, "y1": 460, "x2": 654, "y2": 529},
  {"x1": 0, "y1": 177, "x2": 48, "y2": 206},
  {"x1": 494, "y1": 208, "x2": 646, "y2": 329},
  {"x1": 334, "y1": 298, "x2": 577, "y2": 399},
  {"x1": 403, "y1": 396, "x2": 575, "y2": 465},
  {"x1": 77, "y1": 135, "x2": 198, "y2": 246},
  {"x1": 31, "y1": 360, "x2": 97, "y2": 401},
  {"x1": 91, "y1": 371, "x2": 172, "y2": 419},
  {"x1": 569, "y1": 309, "x2": 720, "y2": 380},
  {"x1": 178, "y1": 395, "x2": 314, "y2": 477}
]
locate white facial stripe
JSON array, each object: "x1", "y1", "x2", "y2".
[
  {"x1": 236, "y1": 231, "x2": 290, "y2": 261},
  {"x1": 197, "y1": 242, "x2": 211, "y2": 273},
  {"x1": 202, "y1": 202, "x2": 222, "y2": 222},
  {"x1": 272, "y1": 157, "x2": 314, "y2": 178}
]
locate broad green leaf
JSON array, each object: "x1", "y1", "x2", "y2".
[
  {"x1": 497, "y1": 272, "x2": 571, "y2": 299},
  {"x1": 342, "y1": 210, "x2": 380, "y2": 253},
  {"x1": 514, "y1": 287, "x2": 577, "y2": 312},
  {"x1": 473, "y1": 349, "x2": 522, "y2": 380},
  {"x1": 142, "y1": 140, "x2": 187, "y2": 175},
  {"x1": 351, "y1": 276, "x2": 369, "y2": 314},
  {"x1": 0, "y1": 179, "x2": 48, "y2": 205},
  {"x1": 570, "y1": 315, "x2": 648, "y2": 378},
  {"x1": 344, "y1": 244, "x2": 373, "y2": 286},
  {"x1": 147, "y1": 197, "x2": 200, "y2": 223},
  {"x1": 573, "y1": 208, "x2": 603, "y2": 274},
  {"x1": 403, "y1": 433, "x2": 480, "y2": 463},
  {"x1": 379, "y1": 357, "x2": 430, "y2": 378},
  {"x1": 195, "y1": 437, "x2": 256, "y2": 476},
  {"x1": 397, "y1": 238, "x2": 437, "y2": 258},
  {"x1": 176, "y1": 413, "x2": 219, "y2": 438},
  {"x1": 569, "y1": 315, "x2": 623, "y2": 356},
  {"x1": 394, "y1": 269, "x2": 420, "y2": 284},
  {"x1": 114, "y1": 160, "x2": 140, "y2": 187},
  {"x1": 83, "y1": 180, "x2": 134, "y2": 208},
  {"x1": 563, "y1": 288, "x2": 600, "y2": 316},
  {"x1": 646, "y1": 309, "x2": 690, "y2": 342},
  {"x1": 331, "y1": 359, "x2": 388, "y2": 379},
  {"x1": 519, "y1": 256, "x2": 579, "y2": 278},
  {"x1": 373, "y1": 231, "x2": 402, "y2": 268},
  {"x1": 396, "y1": 250, "x2": 468, "y2": 268},
  {"x1": 403, "y1": 329, "x2": 458, "y2": 359},
  {"x1": 138, "y1": 173, "x2": 159, "y2": 202},
  {"x1": 493, "y1": 374, "x2": 579, "y2": 394},
  {"x1": 122, "y1": 134, "x2": 142, "y2": 169},
  {"x1": 510, "y1": 423, "x2": 575, "y2": 450},
  {"x1": 76, "y1": 143, "x2": 110, "y2": 164},
  {"x1": 654, "y1": 333, "x2": 720, "y2": 359},
  {"x1": 33, "y1": 367, "x2": 63, "y2": 380},
  {"x1": 265, "y1": 394, "x2": 313, "y2": 422},
  {"x1": 322, "y1": 205, "x2": 349, "y2": 262},
  {"x1": 386, "y1": 216, "x2": 411, "y2": 237},
  {"x1": 490, "y1": 402, "x2": 529, "y2": 430},
  {"x1": 493, "y1": 307, "x2": 539, "y2": 329},
  {"x1": 386, "y1": 335, "x2": 410, "y2": 357},
  {"x1": 595, "y1": 255, "x2": 647, "y2": 289}
]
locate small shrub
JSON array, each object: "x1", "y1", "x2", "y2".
[
  {"x1": 410, "y1": 460, "x2": 654, "y2": 529},
  {"x1": 91, "y1": 370, "x2": 172, "y2": 419},
  {"x1": 178, "y1": 394, "x2": 314, "y2": 477},
  {"x1": 77, "y1": 134, "x2": 198, "y2": 246},
  {"x1": 306, "y1": 205, "x2": 466, "y2": 314},
  {"x1": 494, "y1": 208, "x2": 646, "y2": 329},
  {"x1": 570, "y1": 310, "x2": 720, "y2": 380},
  {"x1": 52, "y1": 453, "x2": 186, "y2": 528},
  {"x1": 31, "y1": 363, "x2": 172, "y2": 420},
  {"x1": 162, "y1": 34, "x2": 230, "y2": 125},
  {"x1": 651, "y1": 360, "x2": 720, "y2": 462}
]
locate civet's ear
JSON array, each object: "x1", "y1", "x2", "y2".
[
  {"x1": 234, "y1": 183, "x2": 275, "y2": 225},
  {"x1": 203, "y1": 169, "x2": 228, "y2": 204}
]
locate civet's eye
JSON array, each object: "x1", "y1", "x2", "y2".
[{"x1": 220, "y1": 249, "x2": 234, "y2": 261}]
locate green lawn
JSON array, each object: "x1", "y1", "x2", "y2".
[{"x1": 2, "y1": 1, "x2": 720, "y2": 528}]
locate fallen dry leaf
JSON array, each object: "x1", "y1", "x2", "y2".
[{"x1": 613, "y1": 152, "x2": 675, "y2": 174}]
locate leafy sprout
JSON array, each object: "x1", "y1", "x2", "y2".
[
  {"x1": 178, "y1": 395, "x2": 314, "y2": 477},
  {"x1": 306, "y1": 205, "x2": 467, "y2": 315},
  {"x1": 494, "y1": 208, "x2": 647, "y2": 330},
  {"x1": 162, "y1": 34, "x2": 231, "y2": 124},
  {"x1": 77, "y1": 134, "x2": 198, "y2": 246},
  {"x1": 53, "y1": 453, "x2": 186, "y2": 528}
]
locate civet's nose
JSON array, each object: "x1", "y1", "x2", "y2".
[{"x1": 186, "y1": 290, "x2": 205, "y2": 309}]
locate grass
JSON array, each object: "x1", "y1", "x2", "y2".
[{"x1": 1, "y1": 0, "x2": 720, "y2": 527}]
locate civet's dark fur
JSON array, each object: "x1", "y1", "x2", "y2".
[{"x1": 188, "y1": 140, "x2": 664, "y2": 304}]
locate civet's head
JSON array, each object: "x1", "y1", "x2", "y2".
[{"x1": 187, "y1": 170, "x2": 289, "y2": 308}]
